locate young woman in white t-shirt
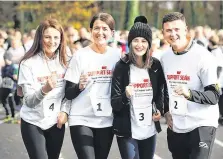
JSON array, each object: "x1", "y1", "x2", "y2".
[
  {"x1": 111, "y1": 16, "x2": 168, "y2": 159},
  {"x1": 64, "y1": 13, "x2": 120, "y2": 159},
  {"x1": 18, "y1": 18, "x2": 69, "y2": 159}
]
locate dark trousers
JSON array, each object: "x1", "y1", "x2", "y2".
[
  {"x1": 0, "y1": 88, "x2": 15, "y2": 117},
  {"x1": 117, "y1": 135, "x2": 156, "y2": 159},
  {"x1": 167, "y1": 126, "x2": 216, "y2": 159},
  {"x1": 218, "y1": 89, "x2": 223, "y2": 116},
  {"x1": 70, "y1": 125, "x2": 114, "y2": 159},
  {"x1": 21, "y1": 119, "x2": 65, "y2": 159}
]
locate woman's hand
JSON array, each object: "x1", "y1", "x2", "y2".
[{"x1": 57, "y1": 112, "x2": 68, "y2": 129}]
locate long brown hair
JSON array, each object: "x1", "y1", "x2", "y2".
[
  {"x1": 17, "y1": 18, "x2": 67, "y2": 97},
  {"x1": 20, "y1": 18, "x2": 67, "y2": 67}
]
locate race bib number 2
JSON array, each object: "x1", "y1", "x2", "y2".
[{"x1": 170, "y1": 95, "x2": 188, "y2": 115}]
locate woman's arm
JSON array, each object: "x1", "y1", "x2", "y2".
[{"x1": 111, "y1": 62, "x2": 130, "y2": 112}]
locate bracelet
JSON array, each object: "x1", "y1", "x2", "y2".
[{"x1": 41, "y1": 87, "x2": 48, "y2": 96}]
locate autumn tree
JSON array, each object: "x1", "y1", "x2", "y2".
[{"x1": 17, "y1": 1, "x2": 98, "y2": 31}]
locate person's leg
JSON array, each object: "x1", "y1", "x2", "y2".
[
  {"x1": 190, "y1": 126, "x2": 216, "y2": 159},
  {"x1": 218, "y1": 90, "x2": 223, "y2": 125},
  {"x1": 1, "y1": 88, "x2": 10, "y2": 118},
  {"x1": 138, "y1": 135, "x2": 156, "y2": 159},
  {"x1": 116, "y1": 136, "x2": 140, "y2": 159},
  {"x1": 70, "y1": 125, "x2": 95, "y2": 159},
  {"x1": 93, "y1": 127, "x2": 114, "y2": 159},
  {"x1": 20, "y1": 119, "x2": 48, "y2": 159},
  {"x1": 167, "y1": 128, "x2": 190, "y2": 159},
  {"x1": 45, "y1": 124, "x2": 65, "y2": 159},
  {"x1": 8, "y1": 92, "x2": 15, "y2": 118}
]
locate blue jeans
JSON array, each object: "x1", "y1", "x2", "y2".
[{"x1": 117, "y1": 135, "x2": 156, "y2": 159}]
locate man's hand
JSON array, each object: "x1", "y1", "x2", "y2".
[
  {"x1": 174, "y1": 85, "x2": 190, "y2": 99},
  {"x1": 164, "y1": 112, "x2": 173, "y2": 130}
]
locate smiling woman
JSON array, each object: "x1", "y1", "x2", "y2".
[
  {"x1": 17, "y1": 18, "x2": 70, "y2": 159},
  {"x1": 64, "y1": 12, "x2": 121, "y2": 159}
]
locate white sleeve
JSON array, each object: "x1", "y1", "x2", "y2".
[
  {"x1": 198, "y1": 54, "x2": 218, "y2": 87},
  {"x1": 64, "y1": 53, "x2": 82, "y2": 84},
  {"x1": 60, "y1": 98, "x2": 71, "y2": 115},
  {"x1": 18, "y1": 62, "x2": 45, "y2": 108}
]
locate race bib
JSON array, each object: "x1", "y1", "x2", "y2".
[
  {"x1": 43, "y1": 98, "x2": 61, "y2": 118},
  {"x1": 133, "y1": 104, "x2": 152, "y2": 126},
  {"x1": 2, "y1": 77, "x2": 14, "y2": 89},
  {"x1": 90, "y1": 95, "x2": 112, "y2": 117},
  {"x1": 170, "y1": 95, "x2": 188, "y2": 115}
]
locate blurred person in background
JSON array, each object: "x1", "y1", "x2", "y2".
[
  {"x1": 79, "y1": 27, "x2": 91, "y2": 47},
  {"x1": 1, "y1": 52, "x2": 17, "y2": 123},
  {"x1": 5, "y1": 36, "x2": 25, "y2": 65},
  {"x1": 22, "y1": 33, "x2": 32, "y2": 52},
  {"x1": 65, "y1": 26, "x2": 81, "y2": 56},
  {"x1": 64, "y1": 12, "x2": 120, "y2": 159},
  {"x1": 194, "y1": 26, "x2": 209, "y2": 48},
  {"x1": 208, "y1": 34, "x2": 223, "y2": 125},
  {"x1": 150, "y1": 38, "x2": 164, "y2": 61},
  {"x1": 18, "y1": 18, "x2": 69, "y2": 159}
]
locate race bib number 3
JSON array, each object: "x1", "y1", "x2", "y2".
[
  {"x1": 170, "y1": 95, "x2": 188, "y2": 115},
  {"x1": 90, "y1": 95, "x2": 112, "y2": 117},
  {"x1": 133, "y1": 105, "x2": 152, "y2": 126}
]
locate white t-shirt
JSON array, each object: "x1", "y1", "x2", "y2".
[
  {"x1": 64, "y1": 46, "x2": 121, "y2": 128},
  {"x1": 18, "y1": 52, "x2": 67, "y2": 130},
  {"x1": 130, "y1": 64, "x2": 156, "y2": 140},
  {"x1": 161, "y1": 43, "x2": 219, "y2": 133}
]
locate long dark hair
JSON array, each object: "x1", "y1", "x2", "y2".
[
  {"x1": 20, "y1": 18, "x2": 67, "y2": 67},
  {"x1": 17, "y1": 18, "x2": 67, "y2": 97}
]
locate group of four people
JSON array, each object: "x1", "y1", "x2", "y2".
[{"x1": 17, "y1": 11, "x2": 219, "y2": 159}]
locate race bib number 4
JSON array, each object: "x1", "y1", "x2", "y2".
[
  {"x1": 170, "y1": 95, "x2": 188, "y2": 116},
  {"x1": 133, "y1": 104, "x2": 152, "y2": 126},
  {"x1": 2, "y1": 77, "x2": 14, "y2": 89},
  {"x1": 90, "y1": 95, "x2": 112, "y2": 117},
  {"x1": 43, "y1": 98, "x2": 60, "y2": 117}
]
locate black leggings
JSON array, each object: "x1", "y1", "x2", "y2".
[
  {"x1": 21, "y1": 119, "x2": 65, "y2": 159},
  {"x1": 70, "y1": 125, "x2": 114, "y2": 159},
  {"x1": 1, "y1": 88, "x2": 15, "y2": 117}
]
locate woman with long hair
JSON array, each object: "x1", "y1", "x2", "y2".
[
  {"x1": 111, "y1": 16, "x2": 168, "y2": 159},
  {"x1": 18, "y1": 18, "x2": 70, "y2": 159}
]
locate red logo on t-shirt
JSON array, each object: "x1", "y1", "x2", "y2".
[
  {"x1": 143, "y1": 79, "x2": 149, "y2": 83},
  {"x1": 102, "y1": 66, "x2": 107, "y2": 69}
]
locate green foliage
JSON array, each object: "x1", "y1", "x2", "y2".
[{"x1": 127, "y1": 0, "x2": 139, "y2": 29}]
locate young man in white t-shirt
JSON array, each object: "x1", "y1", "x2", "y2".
[{"x1": 161, "y1": 12, "x2": 220, "y2": 159}]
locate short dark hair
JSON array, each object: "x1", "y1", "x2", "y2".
[
  {"x1": 162, "y1": 12, "x2": 186, "y2": 28},
  {"x1": 90, "y1": 12, "x2": 115, "y2": 30}
]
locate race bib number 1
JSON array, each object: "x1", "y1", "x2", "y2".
[
  {"x1": 90, "y1": 95, "x2": 112, "y2": 117},
  {"x1": 133, "y1": 104, "x2": 152, "y2": 126},
  {"x1": 170, "y1": 95, "x2": 188, "y2": 115}
]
